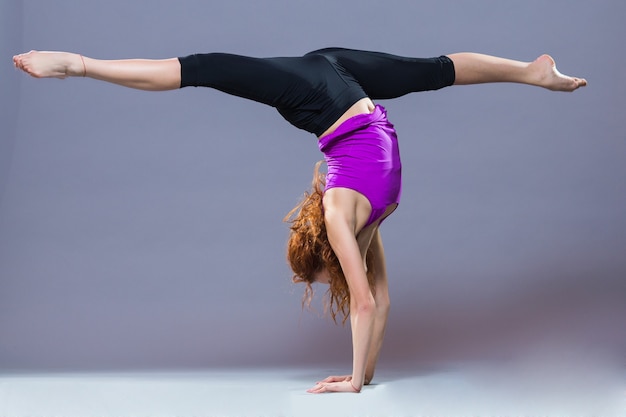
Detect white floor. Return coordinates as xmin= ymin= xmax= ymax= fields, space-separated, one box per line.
xmin=1 ymin=352 xmax=623 ymax=417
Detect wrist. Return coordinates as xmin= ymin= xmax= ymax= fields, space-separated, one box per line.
xmin=349 ymin=380 xmax=361 ymax=393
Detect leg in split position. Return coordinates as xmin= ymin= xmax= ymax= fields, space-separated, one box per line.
xmin=13 ymin=50 xmax=586 ymax=92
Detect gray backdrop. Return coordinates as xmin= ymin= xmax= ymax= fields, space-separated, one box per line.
xmin=1 ymin=0 xmax=624 ymax=371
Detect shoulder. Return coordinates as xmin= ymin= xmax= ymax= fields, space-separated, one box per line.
xmin=323 ymin=187 xmax=371 ymax=234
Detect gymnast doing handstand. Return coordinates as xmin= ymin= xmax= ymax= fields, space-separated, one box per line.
xmin=13 ymin=47 xmax=586 ymax=393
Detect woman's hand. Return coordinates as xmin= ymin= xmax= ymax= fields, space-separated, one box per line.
xmin=319 ymin=374 xmax=352 ymax=384
xmin=307 ymin=376 xmax=360 ymax=394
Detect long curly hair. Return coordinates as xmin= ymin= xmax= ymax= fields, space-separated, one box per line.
xmin=284 ymin=161 xmax=375 ymax=324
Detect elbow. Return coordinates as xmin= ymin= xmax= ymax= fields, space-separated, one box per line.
xmin=377 ymin=295 xmax=391 ymax=315
xmin=373 ymin=285 xmax=390 ymax=316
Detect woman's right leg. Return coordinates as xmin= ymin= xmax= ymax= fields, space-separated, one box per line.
xmin=448 ymin=52 xmax=587 ymax=92
xmin=13 ymin=51 xmax=181 ymax=91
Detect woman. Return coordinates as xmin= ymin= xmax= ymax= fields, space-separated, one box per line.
xmin=13 ymin=48 xmax=586 ymax=393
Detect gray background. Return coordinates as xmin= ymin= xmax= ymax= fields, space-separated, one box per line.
xmin=1 ymin=0 xmax=624 ymax=371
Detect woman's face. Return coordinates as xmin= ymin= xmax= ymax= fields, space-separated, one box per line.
xmin=313 ymin=268 xmax=331 ymax=285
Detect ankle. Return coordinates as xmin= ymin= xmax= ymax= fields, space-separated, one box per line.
xmin=65 ymin=52 xmax=87 ymax=77
xmin=78 ymin=54 xmax=86 ymax=77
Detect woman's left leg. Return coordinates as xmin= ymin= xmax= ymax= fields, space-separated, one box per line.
xmin=13 ymin=51 xmax=181 ymax=91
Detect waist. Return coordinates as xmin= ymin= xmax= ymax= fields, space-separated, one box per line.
xmin=318 ymin=98 xmax=375 ymax=139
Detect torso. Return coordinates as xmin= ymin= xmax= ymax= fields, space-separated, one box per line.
xmin=319 ymin=98 xmax=375 ymax=139
xmin=319 ymin=102 xmax=401 ymax=241
xmin=320 ymin=100 xmax=400 ymax=263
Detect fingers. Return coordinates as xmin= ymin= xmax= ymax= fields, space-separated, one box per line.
xmin=320 ymin=375 xmax=350 ymax=383
xmin=308 ymin=382 xmax=339 ymax=394
xmin=306 ymin=380 xmax=358 ymax=394
xmin=307 ymin=383 xmax=327 ymax=393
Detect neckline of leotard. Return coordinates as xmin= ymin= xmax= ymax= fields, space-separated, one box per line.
xmin=318 ymin=104 xmax=386 ymax=144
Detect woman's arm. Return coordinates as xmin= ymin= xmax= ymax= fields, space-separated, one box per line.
xmin=307 ymin=190 xmax=375 ymax=394
xmin=364 ymin=229 xmax=390 ymax=384
xmin=318 ymin=229 xmax=390 ymax=387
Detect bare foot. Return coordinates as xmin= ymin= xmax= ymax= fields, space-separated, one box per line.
xmin=530 ymin=54 xmax=587 ymax=92
xmin=13 ymin=50 xmax=85 ymax=79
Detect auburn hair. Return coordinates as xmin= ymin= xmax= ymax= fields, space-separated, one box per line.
xmin=284 ymin=161 xmax=374 ymax=324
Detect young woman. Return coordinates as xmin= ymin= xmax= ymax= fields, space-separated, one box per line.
xmin=13 ymin=48 xmax=586 ymax=393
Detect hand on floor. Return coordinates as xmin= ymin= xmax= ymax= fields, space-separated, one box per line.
xmin=307 ymin=375 xmax=360 ymax=393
